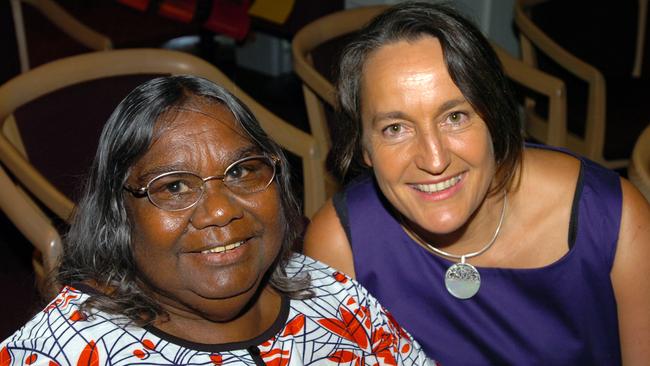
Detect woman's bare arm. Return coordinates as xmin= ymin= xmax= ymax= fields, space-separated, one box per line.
xmin=303 ymin=199 xmax=356 ymax=278
xmin=611 ymin=179 xmax=650 ymax=364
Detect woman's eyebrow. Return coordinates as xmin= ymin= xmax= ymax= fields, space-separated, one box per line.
xmin=370 ymin=98 xmax=469 ymax=126
xmin=371 ymin=111 xmax=409 ymax=126
xmin=228 ymin=145 xmax=263 ymax=160
xmin=136 ymin=145 xmax=263 ymax=182
xmin=135 ymin=163 xmax=192 ymax=184
xmin=436 ymin=98 xmax=468 ymax=115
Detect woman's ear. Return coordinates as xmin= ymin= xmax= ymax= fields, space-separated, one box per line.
xmin=362 ymin=145 xmax=373 ymax=167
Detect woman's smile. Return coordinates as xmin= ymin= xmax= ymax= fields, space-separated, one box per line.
xmin=410 ymin=172 xmax=464 ymax=194
xmin=360 ymin=37 xmax=495 ymax=234
xmin=198 ymin=240 xmax=245 ymax=254
xmin=184 ymin=237 xmax=254 ymax=266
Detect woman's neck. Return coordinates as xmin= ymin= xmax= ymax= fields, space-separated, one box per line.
xmin=153 ymin=285 xmax=283 ymax=344
xmin=403 ymin=189 xmax=509 ymax=255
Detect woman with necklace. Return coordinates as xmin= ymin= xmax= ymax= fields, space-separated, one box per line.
xmin=303 ymin=2 xmax=650 ymax=365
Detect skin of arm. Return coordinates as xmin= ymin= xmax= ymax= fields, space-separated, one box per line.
xmin=611 ymin=178 xmax=650 ymax=365
xmin=303 ymin=199 xmax=357 ymax=278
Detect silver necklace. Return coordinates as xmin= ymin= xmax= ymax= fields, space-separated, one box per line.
xmin=402 ymin=191 xmax=507 ymax=300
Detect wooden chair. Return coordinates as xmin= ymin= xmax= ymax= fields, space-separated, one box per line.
xmin=0 ymin=164 xmax=61 ymax=297
xmin=7 ymin=0 xmax=203 ymax=78
xmin=10 ymin=0 xmax=112 ymax=73
xmin=292 ymin=5 xmax=566 ymax=168
xmin=629 ymin=125 xmax=650 ymax=202
xmin=514 ymin=0 xmax=650 ymax=169
xmin=292 ymin=5 xmax=388 ymax=161
xmin=0 ymin=48 xmax=327 ymax=294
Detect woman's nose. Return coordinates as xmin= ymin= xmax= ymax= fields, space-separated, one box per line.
xmin=413 ymin=130 xmax=451 ymax=174
xmin=190 ymin=183 xmax=243 ymax=228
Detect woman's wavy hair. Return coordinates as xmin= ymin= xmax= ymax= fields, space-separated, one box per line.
xmin=57 ymin=75 xmax=309 ymax=325
xmin=334 ymin=1 xmax=523 ymax=192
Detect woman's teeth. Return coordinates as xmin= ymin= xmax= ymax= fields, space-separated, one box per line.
xmin=201 ymin=241 xmax=244 ymax=254
xmin=415 ymin=175 xmax=461 ymax=193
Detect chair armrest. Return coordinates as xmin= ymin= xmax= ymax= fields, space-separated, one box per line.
xmin=0 ymin=164 xmax=61 ymax=273
xmin=0 ymin=134 xmax=74 ymax=221
xmin=514 ymin=0 xmax=606 ymax=159
xmin=514 ymin=0 xmax=601 ymax=83
xmin=492 ymin=43 xmax=567 ymax=146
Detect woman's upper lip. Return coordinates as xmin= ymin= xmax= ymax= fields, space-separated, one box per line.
xmin=409 ymin=172 xmax=464 ymax=185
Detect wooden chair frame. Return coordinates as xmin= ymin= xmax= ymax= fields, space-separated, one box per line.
xmin=10 ymin=0 xmax=113 ymax=73
xmin=292 ymin=5 xmax=387 ymax=158
xmin=0 ymin=49 xmax=327 ymax=284
xmin=0 ymin=164 xmax=61 ymax=294
xmin=514 ymin=0 xmax=632 ymax=169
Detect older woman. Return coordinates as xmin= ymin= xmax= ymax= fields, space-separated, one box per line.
xmin=0 ymin=76 xmax=436 ymax=366
xmin=304 ymin=2 xmax=650 ymax=365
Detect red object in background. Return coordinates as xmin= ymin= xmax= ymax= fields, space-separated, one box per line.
xmin=203 ymin=0 xmax=250 ymax=41
xmin=117 ymin=0 xmax=150 ymax=12
xmin=117 ymin=0 xmax=251 ymax=41
xmin=159 ymin=0 xmax=197 ymax=23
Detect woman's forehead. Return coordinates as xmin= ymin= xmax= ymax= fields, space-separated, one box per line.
xmin=155 ymin=102 xmax=255 ymax=147
xmin=156 ymin=101 xmax=240 ymax=134
xmin=132 ymin=103 xmax=257 ymax=173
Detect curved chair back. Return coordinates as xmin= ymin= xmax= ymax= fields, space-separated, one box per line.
xmin=514 ymin=0 xmax=650 ymax=169
xmin=491 ymin=42 xmax=567 ymax=147
xmin=292 ymin=5 xmax=387 ymax=159
xmin=10 ymin=0 xmax=112 ymax=73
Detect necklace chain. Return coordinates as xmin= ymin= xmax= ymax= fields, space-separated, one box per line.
xmin=402 ymin=191 xmax=507 ymax=262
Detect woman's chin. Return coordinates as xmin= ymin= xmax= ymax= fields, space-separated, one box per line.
xmin=410 ymin=208 xmax=468 ymax=233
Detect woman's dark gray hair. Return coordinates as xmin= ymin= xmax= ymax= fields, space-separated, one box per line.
xmin=335 ymin=1 xmax=523 ymax=192
xmin=57 ymin=75 xmax=309 ymax=325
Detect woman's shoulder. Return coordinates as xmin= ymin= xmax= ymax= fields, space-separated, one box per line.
xmin=286 ymin=254 xmax=350 ymax=282
xmin=523 ymin=146 xmax=581 ymax=182
xmin=287 ymin=253 xmax=394 ymax=316
xmin=522 ymin=145 xmax=622 ymax=201
xmin=0 ymin=286 xmax=138 ymax=366
xmin=286 ymin=254 xmax=367 ymax=297
xmin=517 ymin=147 xmax=582 ymax=210
xmin=4 ymin=285 xmax=94 ymax=336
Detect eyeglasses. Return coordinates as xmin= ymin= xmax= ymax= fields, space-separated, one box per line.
xmin=124 ymin=155 xmax=278 ymax=211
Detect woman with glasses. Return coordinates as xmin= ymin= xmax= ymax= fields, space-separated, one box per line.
xmin=0 ymin=75 xmax=436 ymax=366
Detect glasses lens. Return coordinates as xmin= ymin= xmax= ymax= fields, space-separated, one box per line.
xmin=224 ymin=157 xmax=276 ymax=194
xmin=148 ymin=172 xmax=203 ymax=210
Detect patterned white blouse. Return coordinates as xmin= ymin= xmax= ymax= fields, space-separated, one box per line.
xmin=0 ymin=255 xmax=438 ymax=366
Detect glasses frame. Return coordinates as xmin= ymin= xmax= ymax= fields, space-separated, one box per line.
xmin=124 ymin=155 xmax=279 ymax=211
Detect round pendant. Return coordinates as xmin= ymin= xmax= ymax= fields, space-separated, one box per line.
xmin=445 ymin=262 xmax=481 ymax=299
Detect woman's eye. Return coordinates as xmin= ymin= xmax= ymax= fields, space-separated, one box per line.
xmin=165 ymin=180 xmax=191 ymax=194
xmin=382 ymin=123 xmax=403 ymax=136
xmin=227 ymin=166 xmax=244 ymax=179
xmin=226 ymin=164 xmax=254 ymax=180
xmin=445 ymin=111 xmax=469 ymax=128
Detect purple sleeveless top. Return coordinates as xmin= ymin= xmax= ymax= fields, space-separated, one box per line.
xmin=335 ymin=152 xmax=622 ymax=365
